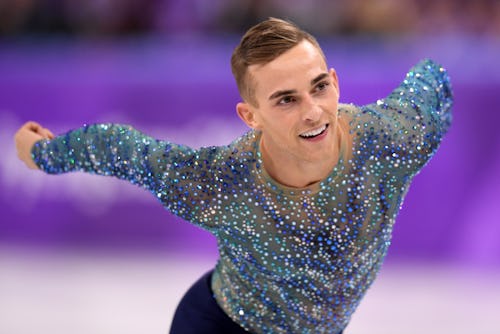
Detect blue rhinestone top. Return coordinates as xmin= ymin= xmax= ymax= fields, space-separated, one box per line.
xmin=32 ymin=59 xmax=452 ymax=334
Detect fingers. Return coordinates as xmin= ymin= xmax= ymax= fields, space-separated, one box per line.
xmin=14 ymin=123 xmax=45 ymax=170
xmin=22 ymin=121 xmax=54 ymax=139
xmin=13 ymin=121 xmax=55 ymax=170
xmin=24 ymin=121 xmax=43 ymax=133
xmin=40 ymin=128 xmax=55 ymax=139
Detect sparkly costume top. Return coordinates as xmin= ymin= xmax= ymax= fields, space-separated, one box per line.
xmin=32 ymin=59 xmax=452 ymax=334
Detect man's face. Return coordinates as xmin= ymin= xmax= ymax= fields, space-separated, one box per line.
xmin=237 ymin=40 xmax=340 ymax=164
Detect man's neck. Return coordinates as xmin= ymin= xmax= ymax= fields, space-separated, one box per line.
xmin=260 ymin=120 xmax=348 ymax=189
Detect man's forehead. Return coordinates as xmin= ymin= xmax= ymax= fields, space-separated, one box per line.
xmin=249 ymin=56 xmax=327 ymax=93
xmin=250 ymin=41 xmax=325 ymax=73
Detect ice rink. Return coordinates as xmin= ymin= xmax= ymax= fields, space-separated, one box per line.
xmin=1 ymin=246 xmax=499 ymax=334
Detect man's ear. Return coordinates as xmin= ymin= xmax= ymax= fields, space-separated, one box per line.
xmin=329 ymin=68 xmax=340 ymax=98
xmin=236 ymin=102 xmax=260 ymax=129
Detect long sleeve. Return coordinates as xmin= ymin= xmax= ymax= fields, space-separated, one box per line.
xmin=353 ymin=59 xmax=453 ymax=175
xmin=31 ymin=123 xmax=220 ymax=231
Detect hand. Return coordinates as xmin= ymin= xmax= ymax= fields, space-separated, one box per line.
xmin=14 ymin=121 xmax=55 ymax=170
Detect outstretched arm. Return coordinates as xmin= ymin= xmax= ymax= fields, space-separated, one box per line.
xmin=357 ymin=59 xmax=453 ymax=174
xmin=22 ymin=123 xmax=198 ymax=187
xmin=14 ymin=122 xmax=221 ymax=230
xmin=14 ymin=121 xmax=55 ymax=170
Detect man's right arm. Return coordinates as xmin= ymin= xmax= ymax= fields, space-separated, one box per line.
xmin=15 ymin=121 xmax=222 ymax=231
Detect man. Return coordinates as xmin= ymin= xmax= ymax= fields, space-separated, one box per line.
xmin=15 ymin=17 xmax=452 ymax=334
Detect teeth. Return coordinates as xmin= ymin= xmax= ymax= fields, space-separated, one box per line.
xmin=300 ymin=125 xmax=327 ymax=138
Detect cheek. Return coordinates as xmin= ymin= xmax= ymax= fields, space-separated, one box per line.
xmin=327 ymin=98 xmax=339 ymax=111
xmin=266 ymin=116 xmax=295 ymax=138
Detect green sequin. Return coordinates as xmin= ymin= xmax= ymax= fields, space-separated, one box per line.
xmin=32 ymin=59 xmax=452 ymax=334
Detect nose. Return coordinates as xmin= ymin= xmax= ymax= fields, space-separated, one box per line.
xmin=301 ymin=96 xmax=322 ymax=122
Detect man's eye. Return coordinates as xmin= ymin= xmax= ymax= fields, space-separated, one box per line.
xmin=316 ymin=82 xmax=329 ymax=91
xmin=278 ymin=96 xmax=295 ymax=105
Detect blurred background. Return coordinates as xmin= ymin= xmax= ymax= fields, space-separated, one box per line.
xmin=1 ymin=0 xmax=499 ymax=333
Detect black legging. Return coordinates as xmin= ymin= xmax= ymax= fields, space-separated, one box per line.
xmin=170 ymin=270 xmax=250 ymax=333
xmin=170 ymin=270 xmax=344 ymax=334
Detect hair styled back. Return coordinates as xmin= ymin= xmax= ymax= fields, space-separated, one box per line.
xmin=231 ymin=17 xmax=325 ymax=107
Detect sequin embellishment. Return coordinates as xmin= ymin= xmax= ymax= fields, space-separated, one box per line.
xmin=32 ymin=59 xmax=452 ymax=334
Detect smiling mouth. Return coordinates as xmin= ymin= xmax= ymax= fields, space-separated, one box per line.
xmin=299 ymin=124 xmax=329 ymax=139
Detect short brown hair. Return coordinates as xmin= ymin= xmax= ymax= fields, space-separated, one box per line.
xmin=231 ymin=17 xmax=325 ymax=107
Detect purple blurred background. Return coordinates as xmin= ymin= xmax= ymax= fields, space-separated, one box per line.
xmin=1 ymin=0 xmax=499 ymax=269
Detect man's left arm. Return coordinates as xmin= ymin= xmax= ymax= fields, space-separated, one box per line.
xmin=362 ymin=59 xmax=453 ymax=173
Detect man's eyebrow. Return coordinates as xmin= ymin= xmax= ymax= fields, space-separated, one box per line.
xmin=269 ymin=89 xmax=297 ymax=101
xmin=268 ymin=73 xmax=330 ymax=101
xmin=311 ymin=72 xmax=329 ymax=86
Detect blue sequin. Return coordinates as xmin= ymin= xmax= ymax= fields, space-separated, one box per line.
xmin=32 ymin=59 xmax=452 ymax=334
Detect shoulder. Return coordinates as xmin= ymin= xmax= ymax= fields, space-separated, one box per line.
xmin=338 ymin=103 xmax=362 ymax=121
xmin=338 ymin=102 xmax=375 ymax=130
xmin=228 ymin=129 xmax=260 ymax=153
xmin=199 ymin=130 xmax=260 ymax=165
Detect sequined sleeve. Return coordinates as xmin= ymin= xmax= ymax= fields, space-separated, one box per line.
xmin=355 ymin=59 xmax=453 ymax=174
xmin=31 ymin=123 xmax=219 ymax=230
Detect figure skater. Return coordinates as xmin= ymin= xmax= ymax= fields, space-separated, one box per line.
xmin=14 ymin=17 xmax=452 ymax=334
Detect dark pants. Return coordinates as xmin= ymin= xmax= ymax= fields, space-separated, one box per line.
xmin=170 ymin=270 xmax=250 ymax=334
xmin=170 ymin=270 xmax=344 ymax=334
